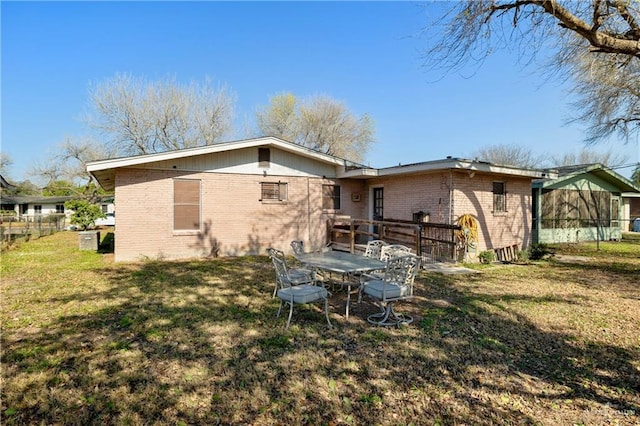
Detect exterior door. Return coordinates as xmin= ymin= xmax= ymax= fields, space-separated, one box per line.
xmin=372 ymin=187 xmax=384 ymax=237
xmin=373 ymin=187 xmax=384 ymax=221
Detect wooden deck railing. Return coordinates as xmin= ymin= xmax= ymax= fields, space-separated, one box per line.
xmin=327 ymin=216 xmax=462 ymax=263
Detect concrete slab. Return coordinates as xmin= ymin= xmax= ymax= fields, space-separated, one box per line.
xmin=422 ymin=263 xmax=479 ymax=275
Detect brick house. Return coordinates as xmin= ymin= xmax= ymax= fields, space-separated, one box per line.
xmin=340 ymin=158 xmax=547 ymax=258
xmin=87 ymin=137 xmax=547 ymax=262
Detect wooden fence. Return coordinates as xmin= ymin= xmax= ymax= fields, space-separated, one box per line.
xmin=327 ymin=217 xmax=462 ymax=263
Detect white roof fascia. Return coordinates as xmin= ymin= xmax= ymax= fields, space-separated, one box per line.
xmin=339 ymin=159 xmax=548 ymax=179
xmin=87 ymin=137 xmax=346 ymax=172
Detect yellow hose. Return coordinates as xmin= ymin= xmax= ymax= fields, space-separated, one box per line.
xmin=456 ymin=214 xmax=478 ymax=245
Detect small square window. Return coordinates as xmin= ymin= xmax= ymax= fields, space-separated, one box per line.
xmin=261 ymin=182 xmax=287 ymax=202
xmin=322 ymin=185 xmax=341 ymax=210
xmin=493 ymin=182 xmax=506 ymax=213
xmin=258 ymin=148 xmax=270 ymax=168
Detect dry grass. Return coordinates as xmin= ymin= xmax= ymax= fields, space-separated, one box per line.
xmin=1 ymin=232 xmax=639 ymax=425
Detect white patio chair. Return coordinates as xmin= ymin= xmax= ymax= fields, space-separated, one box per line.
xmin=267 ymin=248 xmax=314 ymax=298
xmin=360 ymin=243 xmax=413 ymax=285
xmin=379 ymin=244 xmax=412 ymax=262
xmin=270 ymin=252 xmax=332 ymax=329
xmin=363 ymin=240 xmax=388 ymax=259
xmin=362 ymin=254 xmax=420 ymax=326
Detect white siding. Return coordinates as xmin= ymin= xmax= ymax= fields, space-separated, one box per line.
xmin=135 ymin=146 xmax=338 ymax=178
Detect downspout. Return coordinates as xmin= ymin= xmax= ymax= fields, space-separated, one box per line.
xmin=535 ymin=187 xmax=541 ymax=244
xmin=449 ymin=169 xmax=454 ymax=224
xmin=307 ymin=177 xmax=311 ymax=244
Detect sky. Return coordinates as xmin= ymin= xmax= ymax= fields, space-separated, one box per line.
xmin=2 ymin=1 xmax=639 ymax=183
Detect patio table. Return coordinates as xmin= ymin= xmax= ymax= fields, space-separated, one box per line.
xmin=294 ymin=250 xmax=386 ymax=319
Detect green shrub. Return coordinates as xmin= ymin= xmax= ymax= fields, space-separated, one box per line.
xmin=64 ymin=200 xmax=105 ymax=231
xmin=518 ymin=249 xmax=529 ymax=262
xmin=528 ymin=243 xmax=552 ymax=260
xmin=478 ymin=250 xmax=495 ymax=264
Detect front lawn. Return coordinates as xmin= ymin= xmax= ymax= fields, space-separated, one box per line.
xmin=1 ymin=232 xmax=639 ymax=425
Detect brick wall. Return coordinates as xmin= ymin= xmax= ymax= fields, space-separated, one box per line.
xmin=360 ymin=170 xmax=532 ymax=252
xmin=450 ymin=171 xmax=532 ymax=251
xmin=114 ymin=168 xmax=363 ymax=261
xmin=365 ymin=172 xmax=452 ymax=223
xmin=113 ymin=167 xmax=534 ymax=261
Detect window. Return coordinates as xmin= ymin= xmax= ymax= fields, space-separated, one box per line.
xmin=258 ymin=148 xmax=270 ymax=168
xmin=322 ymin=185 xmax=341 ymax=210
xmin=34 ymin=205 xmax=42 ymax=215
xmin=174 ymin=179 xmax=201 ymax=231
xmin=611 ymin=197 xmax=620 ymax=228
xmin=55 ymin=204 xmax=65 ymax=214
xmin=101 ymin=204 xmax=109 ymax=214
xmin=260 ymin=182 xmax=287 ymax=202
xmin=540 ymin=188 xmax=613 ymax=229
xmin=492 ymin=182 xmax=506 ymax=213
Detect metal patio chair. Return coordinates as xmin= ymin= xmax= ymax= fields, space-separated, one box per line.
xmin=290 ymin=240 xmax=305 ymax=255
xmin=267 ymin=248 xmax=314 ymax=298
xmin=361 ymin=243 xmax=412 ymax=284
xmin=269 ymin=251 xmax=332 ymax=329
xmin=379 ymin=244 xmax=412 ymax=262
xmin=363 ymin=240 xmax=388 ymax=259
xmin=362 ymin=254 xmax=420 ymax=326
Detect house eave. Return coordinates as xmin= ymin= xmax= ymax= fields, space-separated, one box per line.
xmin=87 ymin=137 xmax=358 ymax=191
xmin=339 ymin=158 xmax=549 ymax=180
xmin=533 ymin=164 xmax=640 ymax=193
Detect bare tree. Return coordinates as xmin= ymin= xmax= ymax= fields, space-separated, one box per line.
xmin=551 ymin=148 xmax=626 ymax=168
xmin=256 ymin=93 xmax=298 ymax=142
xmin=256 ymin=93 xmax=375 ymax=163
xmin=471 ymin=144 xmax=543 ymax=168
xmin=631 ymin=164 xmax=640 ymax=186
xmin=32 ymin=137 xmax=111 ymax=200
xmin=86 ymin=74 xmax=235 ymax=156
xmin=298 ymin=96 xmax=375 ymax=162
xmin=567 ymin=51 xmax=640 ymax=143
xmin=0 ymin=151 xmax=13 ymax=177
xmin=423 ymin=1 xmax=640 ymax=143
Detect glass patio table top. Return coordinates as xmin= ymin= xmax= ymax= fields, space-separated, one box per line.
xmin=294 ymin=250 xmax=386 ymax=275
xmin=293 ymin=250 xmax=387 ymax=320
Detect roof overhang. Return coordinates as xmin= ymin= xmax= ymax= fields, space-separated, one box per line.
xmin=533 ymin=164 xmax=640 ymax=193
xmin=87 ymin=137 xmax=356 ymax=191
xmin=338 ymin=158 xmax=549 ymax=180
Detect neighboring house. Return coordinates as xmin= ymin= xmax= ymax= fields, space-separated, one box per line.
xmin=87 ymin=137 xmax=548 ymax=262
xmin=622 ymin=192 xmax=640 ymax=231
xmin=0 ymin=195 xmax=115 ymax=223
xmin=532 ymin=164 xmax=640 ymax=244
xmin=0 ymin=195 xmax=74 ymax=219
xmin=0 ymin=174 xmax=16 ymax=192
